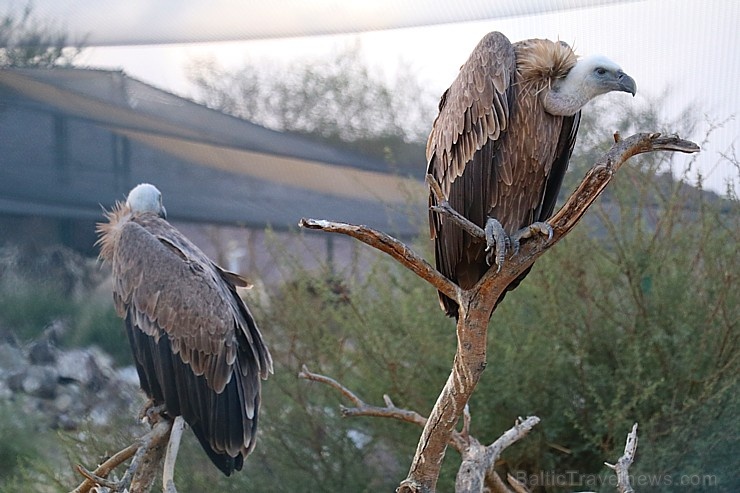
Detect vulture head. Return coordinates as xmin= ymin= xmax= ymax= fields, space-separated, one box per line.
xmin=544 ymin=54 xmax=636 ymax=116
xmin=126 ymin=183 xmax=167 ymax=219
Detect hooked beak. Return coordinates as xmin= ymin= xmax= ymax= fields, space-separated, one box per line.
xmin=616 ymin=70 xmax=637 ymax=96
xmin=160 ymin=206 xmax=167 ymax=220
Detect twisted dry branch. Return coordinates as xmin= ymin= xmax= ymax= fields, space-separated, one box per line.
xmin=299 ymin=132 xmax=697 ymax=493
xmin=71 ymin=417 xmax=175 ymax=493
xmin=605 ymin=423 xmax=639 ymax=493
xmin=299 ymin=365 xmax=468 ymax=453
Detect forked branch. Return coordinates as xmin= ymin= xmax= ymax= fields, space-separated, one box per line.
xmin=71 ymin=417 xmax=176 ymax=493
xmin=605 ymin=423 xmax=639 ymax=493
xmin=299 ymin=132 xmax=696 ymax=493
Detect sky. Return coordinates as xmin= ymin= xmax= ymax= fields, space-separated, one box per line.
xmin=37 ymin=0 xmax=740 ymax=194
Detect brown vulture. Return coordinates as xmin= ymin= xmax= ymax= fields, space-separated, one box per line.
xmin=427 ymin=32 xmax=636 ymax=318
xmin=97 ymin=183 xmax=273 ymax=475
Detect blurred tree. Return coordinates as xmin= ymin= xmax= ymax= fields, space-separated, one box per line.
xmin=0 ymin=2 xmax=84 ymax=68
xmin=188 ymin=43 xmax=436 ymax=174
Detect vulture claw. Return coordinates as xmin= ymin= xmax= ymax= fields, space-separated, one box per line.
xmin=511 ymin=221 xmax=553 ymax=252
xmin=484 ymin=217 xmax=510 ymax=270
xmin=140 ymin=400 xmax=167 ymax=424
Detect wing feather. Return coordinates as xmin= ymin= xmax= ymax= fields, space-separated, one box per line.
xmin=427 ymin=34 xmax=579 ymax=317
xmin=108 ymin=212 xmax=272 ymax=474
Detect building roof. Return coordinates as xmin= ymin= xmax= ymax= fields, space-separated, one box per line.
xmin=0 ymin=67 xmax=425 ymax=236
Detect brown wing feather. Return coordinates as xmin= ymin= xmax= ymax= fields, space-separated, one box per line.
xmin=101 ymin=210 xmax=272 ymax=475
xmin=113 ymin=215 xmax=271 ymax=385
xmin=426 ymin=32 xmax=516 ymax=300
xmin=427 ymin=34 xmax=579 ymax=318
xmin=426 ymin=31 xmax=515 ymax=197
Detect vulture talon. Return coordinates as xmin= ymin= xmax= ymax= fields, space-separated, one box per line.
xmin=138 ymin=398 xmax=162 ymax=422
xmin=511 ymin=222 xmax=553 ymax=253
xmin=484 ymin=217 xmax=510 ymax=270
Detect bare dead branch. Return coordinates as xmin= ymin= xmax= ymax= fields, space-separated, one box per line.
xmin=505 ymin=473 xmax=532 ymax=493
xmin=71 ymin=442 xmax=139 ymax=493
xmin=74 ymin=465 xmax=121 ymax=490
xmin=298 ymin=365 xmax=468 ymax=453
xmin=605 ymin=423 xmax=639 ymax=493
xmin=456 ymin=417 xmax=540 ymax=493
xmin=298 ymin=133 xmax=697 ymax=493
xmin=71 ymin=418 xmax=173 ymax=493
xmin=486 ymin=471 xmax=532 ymax=493
xmin=298 ymin=218 xmax=460 ymax=302
xmin=162 ymin=416 xmax=185 ymax=493
xmin=400 ymin=134 xmax=698 ymax=493
xmin=488 ymin=471 xmax=515 ymax=493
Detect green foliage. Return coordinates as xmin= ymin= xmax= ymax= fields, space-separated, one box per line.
xmin=11 ymin=176 xmax=732 ymax=490
xmin=0 ymin=400 xmax=72 ymax=492
xmin=0 ymin=401 xmax=41 ymax=480
xmin=157 ymin=241 xmax=454 ymax=491
xmin=0 ymin=280 xmax=77 ymax=340
xmin=469 ymin=157 xmax=739 ymax=490
xmin=161 ymin=164 xmax=736 ymax=492
xmin=63 ymin=292 xmax=132 ymax=366
xmin=0 ymin=277 xmax=131 ymax=366
xmin=48 ymin=162 xmax=735 ymax=491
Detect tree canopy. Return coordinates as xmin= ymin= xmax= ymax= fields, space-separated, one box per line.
xmin=188 ymin=43 xmax=436 ymax=174
xmin=0 ymin=3 xmax=83 ymax=68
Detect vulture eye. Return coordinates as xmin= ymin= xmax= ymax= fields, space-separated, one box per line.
xmin=595 ymin=67 xmax=607 ymax=76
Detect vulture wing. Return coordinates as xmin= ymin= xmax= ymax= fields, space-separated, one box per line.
xmin=111 ymin=213 xmax=272 ymax=475
xmin=426 ymin=33 xmax=579 ymax=317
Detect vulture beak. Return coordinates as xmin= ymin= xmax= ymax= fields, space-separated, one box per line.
xmin=160 ymin=206 xmax=167 ymax=220
xmin=616 ymin=71 xmax=637 ymax=96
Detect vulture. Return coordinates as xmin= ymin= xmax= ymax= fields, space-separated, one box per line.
xmin=427 ymin=32 xmax=636 ymax=318
xmin=97 ymin=183 xmax=273 ymax=475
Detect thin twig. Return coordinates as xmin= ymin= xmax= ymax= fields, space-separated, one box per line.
xmin=488 ymin=471 xmax=515 ymax=493
xmin=74 ymin=465 xmax=121 ymax=490
xmin=71 ymin=443 xmax=139 ymax=493
xmin=299 ymin=365 xmax=468 ymax=453
xmin=71 ymin=418 xmax=173 ymax=493
xmin=505 ymin=473 xmax=531 ymax=493
xmin=461 ymin=404 xmax=471 ymax=440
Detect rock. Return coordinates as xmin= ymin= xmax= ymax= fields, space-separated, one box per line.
xmin=54 ymin=413 xmax=79 ymax=431
xmin=1 ymin=325 xmax=145 ymax=432
xmin=117 ymin=366 xmax=141 ymax=386
xmin=6 ymin=370 xmax=24 ymax=392
xmin=20 ymin=365 xmax=58 ymax=399
xmin=56 ymin=349 xmax=95 ymax=386
xmin=28 ymin=339 xmax=58 ymax=365
xmin=56 ymin=347 xmax=114 ymax=392
xmin=0 ymin=342 xmax=25 ymax=374
xmin=53 ymin=389 xmax=75 ymax=412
